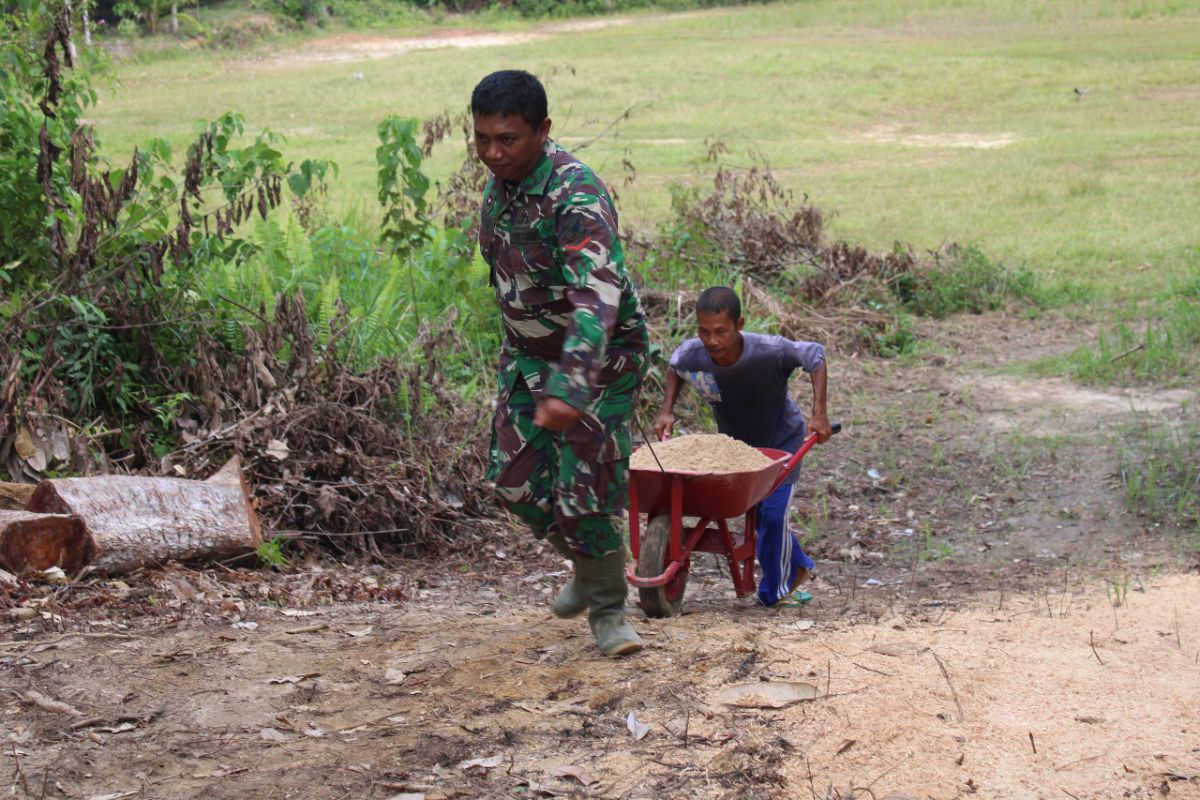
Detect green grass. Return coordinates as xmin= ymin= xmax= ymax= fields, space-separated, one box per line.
xmin=1117 ymin=421 xmax=1200 ymax=527
xmin=88 ymin=0 xmax=1200 ymax=300
xmin=1028 ymin=260 xmax=1200 ymax=384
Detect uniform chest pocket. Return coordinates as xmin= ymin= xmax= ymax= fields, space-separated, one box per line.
xmin=505 ymin=225 xmax=564 ymax=288
xmin=479 ymin=213 xmax=498 ymax=265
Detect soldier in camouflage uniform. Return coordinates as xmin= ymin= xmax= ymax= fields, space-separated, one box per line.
xmin=472 ymin=70 xmax=649 ymax=657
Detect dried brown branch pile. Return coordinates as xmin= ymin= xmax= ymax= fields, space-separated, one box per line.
xmin=633 ymin=158 xmax=949 ymax=354
xmin=672 ymin=164 xmax=825 ymax=280
xmin=170 ymin=295 xmax=499 ymax=558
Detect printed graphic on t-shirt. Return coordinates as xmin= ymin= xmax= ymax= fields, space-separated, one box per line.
xmin=680 ymin=370 xmax=721 ymax=403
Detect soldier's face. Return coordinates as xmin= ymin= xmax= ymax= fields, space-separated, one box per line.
xmin=473 ymin=113 xmax=552 ymax=183
xmin=696 ymin=310 xmax=745 ymax=367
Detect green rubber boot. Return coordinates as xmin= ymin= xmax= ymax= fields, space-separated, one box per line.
xmin=544 ymin=532 xmax=586 ymax=619
xmin=576 ymin=549 xmax=643 ymax=657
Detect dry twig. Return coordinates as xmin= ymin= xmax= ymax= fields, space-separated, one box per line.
xmin=1089 ymin=630 xmax=1104 ymax=665
xmin=931 ymin=650 xmax=964 ymax=722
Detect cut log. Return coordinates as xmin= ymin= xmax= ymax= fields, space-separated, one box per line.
xmin=27 ymin=457 xmax=262 ymax=575
xmin=0 ymin=482 xmax=37 ymax=511
xmin=0 ymin=510 xmax=92 ymax=574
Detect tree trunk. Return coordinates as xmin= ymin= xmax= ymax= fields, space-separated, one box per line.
xmin=82 ymin=2 xmax=92 ymax=47
xmin=171 ymin=1 xmax=178 ymax=33
xmin=0 ymin=510 xmax=92 ymax=575
xmin=27 ymin=457 xmax=262 ymax=575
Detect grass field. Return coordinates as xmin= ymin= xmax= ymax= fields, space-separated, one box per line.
xmin=90 ymin=0 xmax=1200 ymax=296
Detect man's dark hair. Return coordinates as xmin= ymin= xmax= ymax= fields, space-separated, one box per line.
xmin=696 ymin=286 xmax=741 ymax=321
xmin=471 ymin=70 xmax=548 ymax=130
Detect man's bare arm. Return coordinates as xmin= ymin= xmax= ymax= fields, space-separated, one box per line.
xmin=808 ymin=361 xmax=832 ymax=442
xmin=653 ymin=367 xmax=685 ymax=440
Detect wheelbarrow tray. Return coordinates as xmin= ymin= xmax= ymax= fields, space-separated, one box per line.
xmin=629 ymin=446 xmax=790 ymax=520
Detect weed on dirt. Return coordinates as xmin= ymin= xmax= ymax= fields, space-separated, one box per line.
xmin=1117 ymin=421 xmax=1200 ymax=529
xmin=1031 ymin=263 xmax=1200 ymax=386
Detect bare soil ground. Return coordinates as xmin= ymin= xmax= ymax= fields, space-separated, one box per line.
xmin=250 ymin=16 xmax=655 ymax=66
xmin=4 ymin=312 xmax=1199 ymax=800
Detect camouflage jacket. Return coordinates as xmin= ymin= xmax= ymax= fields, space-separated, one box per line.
xmin=479 ymin=138 xmax=648 ymax=411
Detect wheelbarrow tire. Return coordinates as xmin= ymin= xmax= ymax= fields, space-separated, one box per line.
xmin=636 ymin=514 xmax=688 ymax=618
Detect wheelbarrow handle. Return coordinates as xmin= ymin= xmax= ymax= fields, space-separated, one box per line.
xmin=767 ymin=421 xmax=841 ymax=495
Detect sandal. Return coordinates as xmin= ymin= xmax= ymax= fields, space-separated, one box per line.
xmin=772 ymin=589 xmax=813 ymax=609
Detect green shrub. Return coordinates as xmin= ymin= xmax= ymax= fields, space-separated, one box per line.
xmin=892 ymin=244 xmax=1040 ymax=319
xmin=1 ymin=4 xmax=337 ymax=470
xmin=191 ymin=114 xmax=498 ymax=394
xmin=209 ymin=13 xmax=283 ymax=47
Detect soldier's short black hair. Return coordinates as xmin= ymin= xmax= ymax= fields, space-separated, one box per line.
xmin=471 ymin=70 xmax=548 ymax=130
xmin=696 ymin=286 xmax=742 ymax=322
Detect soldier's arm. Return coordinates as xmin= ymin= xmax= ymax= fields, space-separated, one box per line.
xmin=542 ymin=183 xmax=623 ymax=411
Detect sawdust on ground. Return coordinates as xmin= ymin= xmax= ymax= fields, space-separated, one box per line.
xmin=4 ymin=568 xmax=1198 ymax=799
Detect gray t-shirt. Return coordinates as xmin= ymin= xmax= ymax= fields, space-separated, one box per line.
xmin=669 ymin=333 xmax=825 ymax=482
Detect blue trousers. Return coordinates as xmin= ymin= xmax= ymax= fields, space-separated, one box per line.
xmin=754 ymin=480 xmax=814 ymax=606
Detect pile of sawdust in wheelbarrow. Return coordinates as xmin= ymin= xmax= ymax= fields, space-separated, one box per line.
xmin=631 ymin=434 xmax=773 ymax=473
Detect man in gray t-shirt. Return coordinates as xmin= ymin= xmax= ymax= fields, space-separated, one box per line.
xmin=653 ymin=286 xmax=831 ymax=608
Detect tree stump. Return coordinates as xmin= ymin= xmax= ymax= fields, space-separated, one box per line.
xmin=0 ymin=510 xmax=92 ymax=574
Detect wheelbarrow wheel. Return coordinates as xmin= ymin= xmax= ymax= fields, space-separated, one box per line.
xmin=636 ymin=514 xmax=689 ymax=618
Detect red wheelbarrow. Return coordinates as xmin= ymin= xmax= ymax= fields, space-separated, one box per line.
xmin=626 ymin=423 xmax=840 ymax=617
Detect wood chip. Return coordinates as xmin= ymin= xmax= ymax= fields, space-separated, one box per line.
xmin=22 ymin=690 xmax=82 ymax=716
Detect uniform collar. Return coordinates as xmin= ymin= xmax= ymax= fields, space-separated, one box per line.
xmin=489 ymin=139 xmax=559 ymax=217
xmin=510 ymin=138 xmax=558 ymax=197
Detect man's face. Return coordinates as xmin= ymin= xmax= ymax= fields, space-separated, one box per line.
xmin=696 ymin=310 xmax=744 ymax=366
xmin=473 ymin=113 xmax=551 ymax=183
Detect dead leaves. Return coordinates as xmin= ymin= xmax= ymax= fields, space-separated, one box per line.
xmin=258 ymin=726 xmax=287 ymax=744
xmin=264 ymin=438 xmax=289 ymax=461
xmin=626 ymin=711 xmax=651 ymax=741
xmin=458 ymin=755 xmax=504 ymax=773
xmin=9 ymin=416 xmax=74 ymax=480
xmin=548 ymin=764 xmax=597 ymax=786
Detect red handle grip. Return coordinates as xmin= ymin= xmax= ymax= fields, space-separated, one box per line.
xmin=767 ymin=421 xmax=841 ymax=494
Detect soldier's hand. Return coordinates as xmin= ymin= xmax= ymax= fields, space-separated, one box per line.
xmin=810 ymin=411 xmax=833 ymax=443
xmin=533 ymin=397 xmax=583 ymax=431
xmin=653 ymin=409 xmax=674 ymax=441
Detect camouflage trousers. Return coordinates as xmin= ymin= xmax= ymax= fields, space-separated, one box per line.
xmin=486 ymin=371 xmax=640 ymax=559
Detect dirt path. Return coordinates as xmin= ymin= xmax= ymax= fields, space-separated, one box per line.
xmin=4 ymin=312 xmax=1198 ymax=799
xmin=252 ymin=15 xmax=685 ymax=66
xmin=4 ymin=571 xmax=1198 ymax=799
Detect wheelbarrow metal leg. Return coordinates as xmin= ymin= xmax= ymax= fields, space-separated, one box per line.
xmin=731 ymin=508 xmax=759 ymax=598
xmin=669 ymin=477 xmax=684 ymax=563
xmin=628 ymin=478 xmax=642 ymax=560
